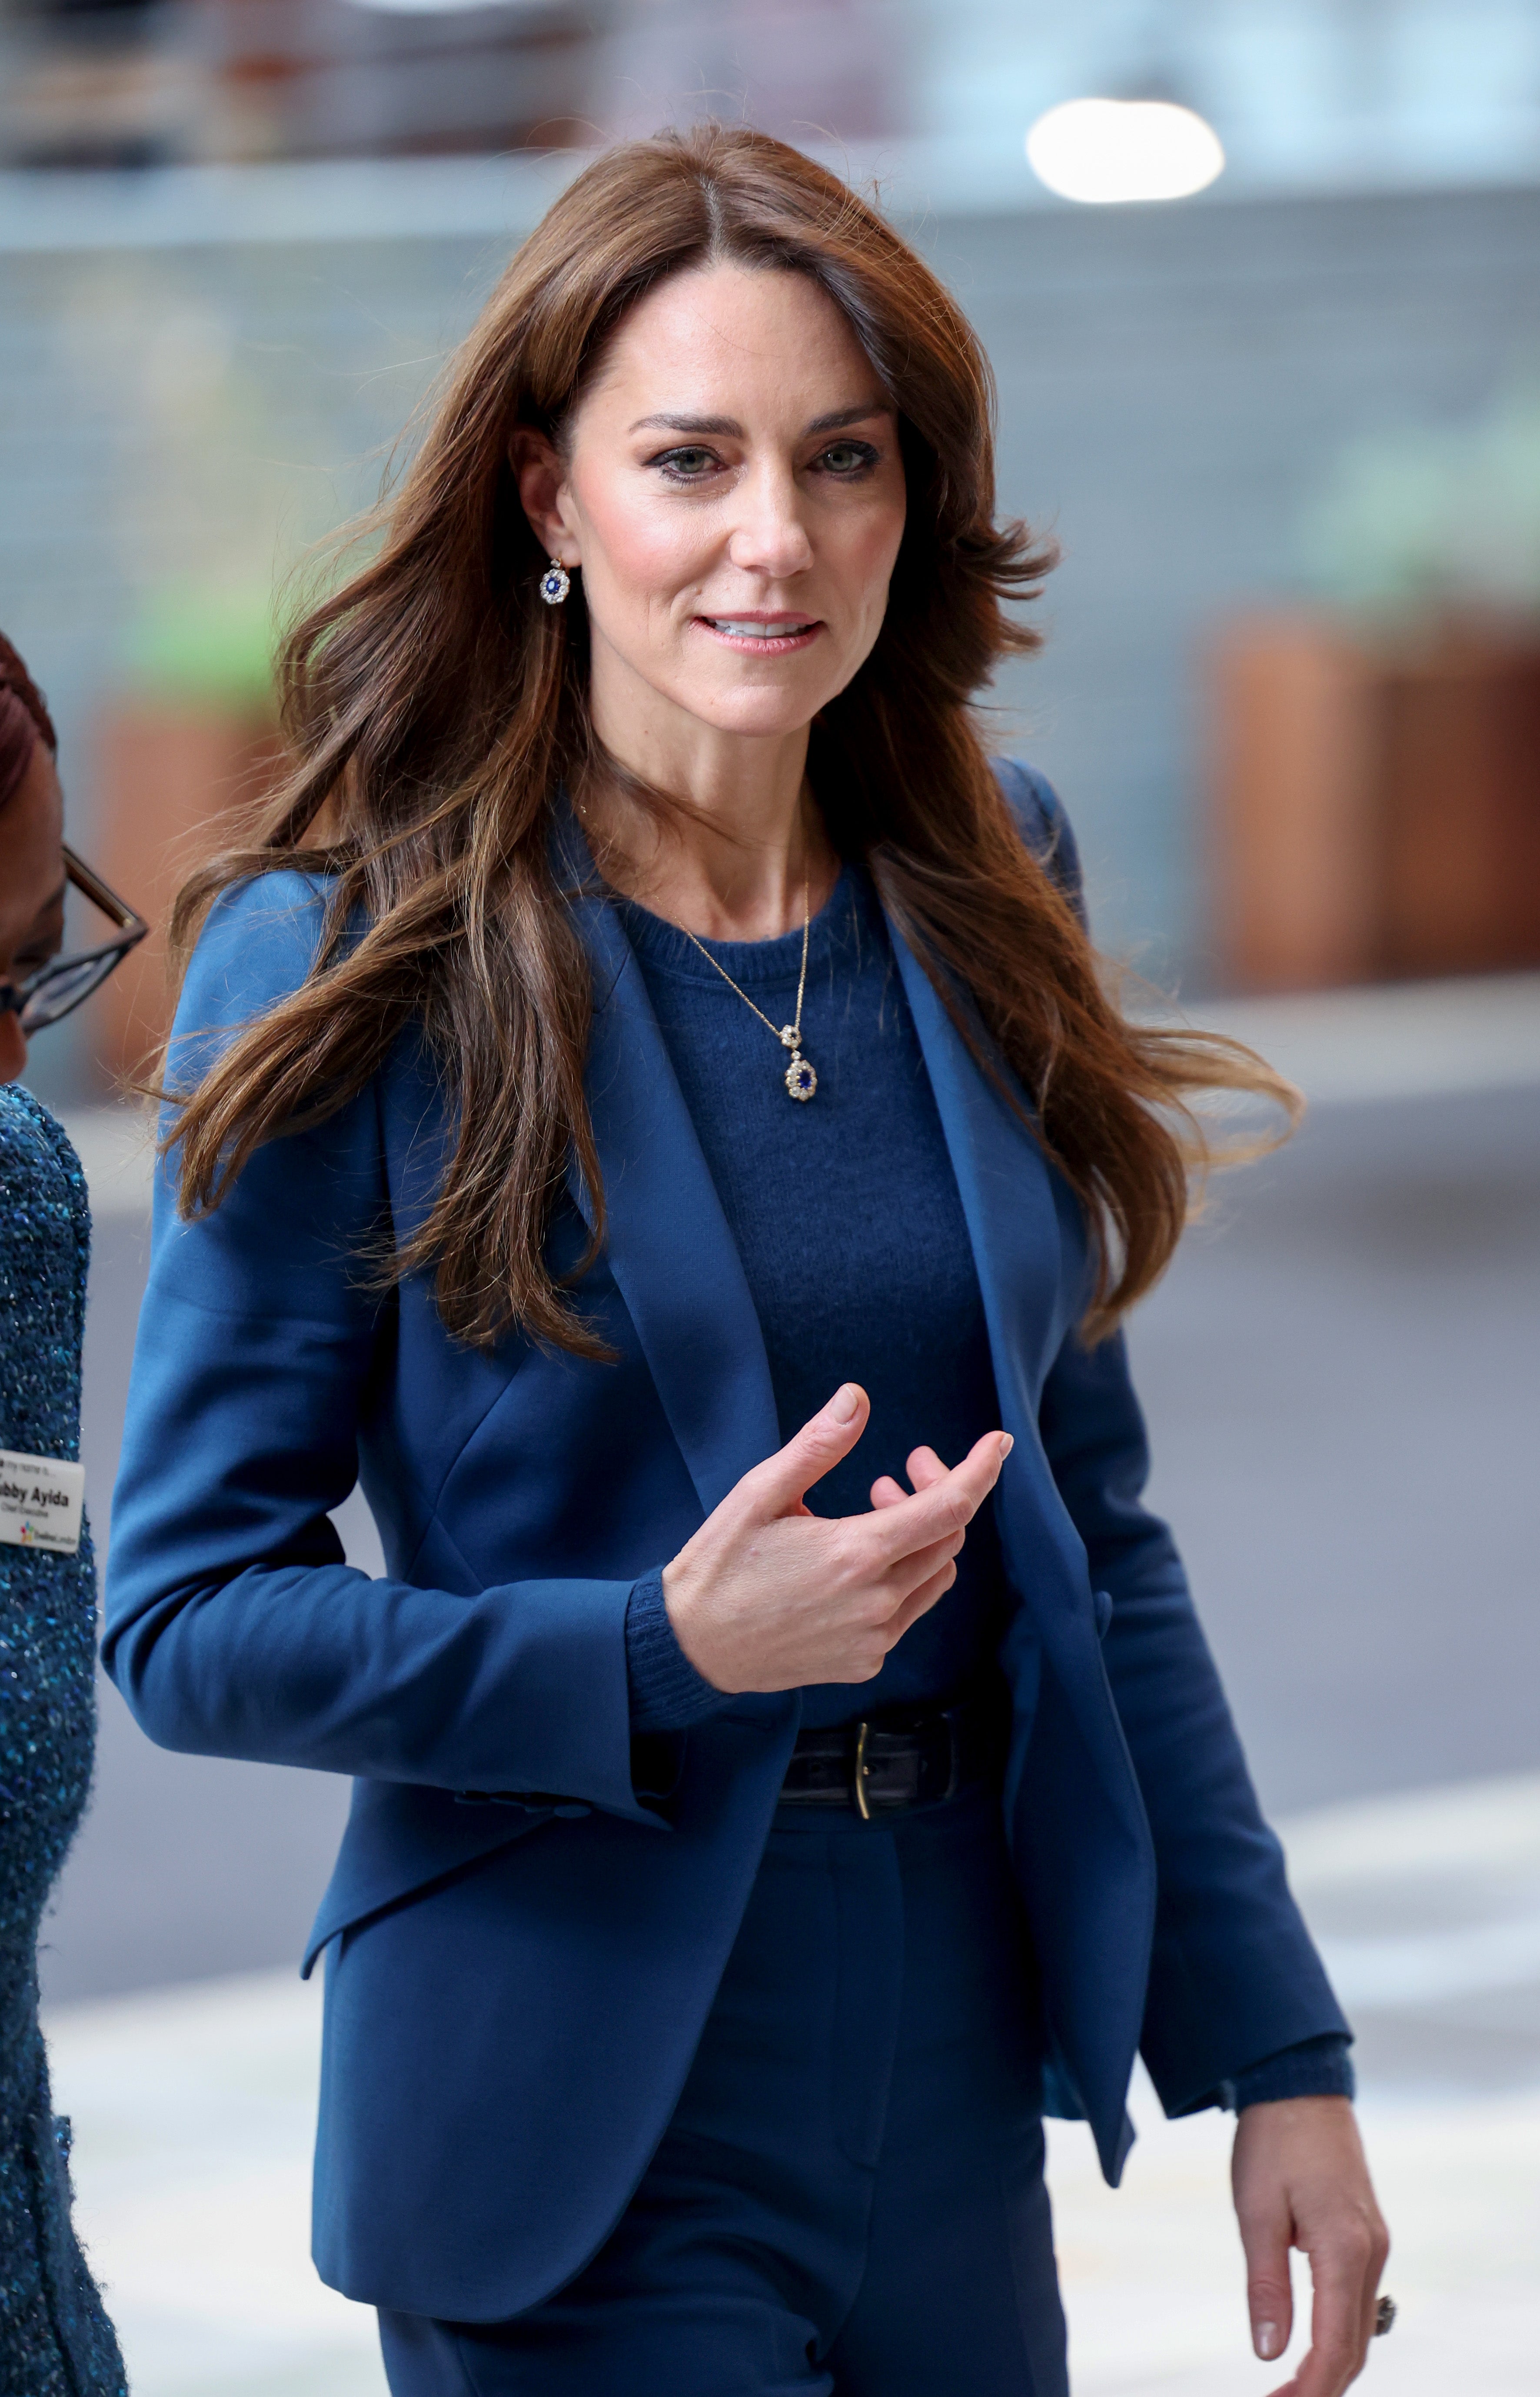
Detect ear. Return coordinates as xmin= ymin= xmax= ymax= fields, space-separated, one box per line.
xmin=511 ymin=427 xmax=579 ymax=568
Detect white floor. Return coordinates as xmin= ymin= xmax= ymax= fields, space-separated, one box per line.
xmin=1050 ymin=2083 xmax=1540 ymax=2395
xmin=45 ymin=1971 xmax=383 ymax=2397
xmin=43 ymin=1771 xmax=1540 ymax=2397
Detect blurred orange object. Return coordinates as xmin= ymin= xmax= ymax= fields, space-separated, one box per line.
xmin=1206 ymin=612 xmax=1540 ymax=990
xmin=87 ymin=701 xmax=285 ymax=1090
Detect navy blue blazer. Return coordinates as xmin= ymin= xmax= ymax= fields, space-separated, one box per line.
xmin=104 ymin=768 xmax=1345 ymax=2321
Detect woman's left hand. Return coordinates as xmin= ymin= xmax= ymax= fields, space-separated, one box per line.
xmin=1231 ymin=2096 xmax=1390 ymax=2395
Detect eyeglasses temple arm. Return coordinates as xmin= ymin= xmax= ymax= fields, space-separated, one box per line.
xmin=63 ymin=843 xmax=149 ymax=944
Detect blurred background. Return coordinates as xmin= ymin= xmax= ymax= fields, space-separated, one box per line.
xmin=3 ymin=5 xmax=1538 ymax=2392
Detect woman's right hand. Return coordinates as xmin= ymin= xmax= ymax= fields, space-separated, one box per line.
xmin=661 ymin=1383 xmax=1011 ymax=1695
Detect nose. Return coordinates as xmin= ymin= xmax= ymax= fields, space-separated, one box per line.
xmin=725 ymin=461 xmax=814 ymax=582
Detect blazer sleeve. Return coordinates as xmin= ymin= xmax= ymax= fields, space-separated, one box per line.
xmin=1037 ymin=1326 xmax=1348 ymax=2114
xmin=102 ymin=875 xmax=662 ymax=1829
xmin=998 ymin=756 xmax=1350 ymax=2108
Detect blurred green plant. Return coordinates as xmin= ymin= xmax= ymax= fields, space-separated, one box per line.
xmin=1299 ymin=386 xmax=1540 ymax=624
xmin=122 ymin=584 xmax=277 ymax=708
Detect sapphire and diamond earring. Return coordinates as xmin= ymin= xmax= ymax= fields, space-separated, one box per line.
xmin=539 ymin=559 xmax=572 ymax=606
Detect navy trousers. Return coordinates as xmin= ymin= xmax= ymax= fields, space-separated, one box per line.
xmin=377 ymin=1784 xmax=1069 ymax=2396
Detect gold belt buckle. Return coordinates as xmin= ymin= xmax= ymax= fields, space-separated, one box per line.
xmin=853 ymin=1719 xmax=873 ymax=1821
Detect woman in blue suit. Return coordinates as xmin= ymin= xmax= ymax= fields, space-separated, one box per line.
xmin=106 ymin=126 xmax=1389 ymax=2396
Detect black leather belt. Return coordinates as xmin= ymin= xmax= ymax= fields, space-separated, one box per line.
xmin=778 ymin=1685 xmax=1008 ymax=1819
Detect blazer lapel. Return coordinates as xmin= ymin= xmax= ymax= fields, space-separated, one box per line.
xmin=568 ymin=890 xmax=782 ymax=1518
xmin=889 ymin=928 xmax=1090 ymax=1608
xmin=560 ymin=821 xmax=1084 ymax=1595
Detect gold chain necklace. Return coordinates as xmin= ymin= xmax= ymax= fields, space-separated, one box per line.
xmin=675 ymin=878 xmax=818 ymax=1102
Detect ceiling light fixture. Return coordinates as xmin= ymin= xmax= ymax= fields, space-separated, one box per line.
xmin=1026 ymin=97 xmax=1225 ymax=206
xmin=346 ymin=0 xmax=531 ymax=15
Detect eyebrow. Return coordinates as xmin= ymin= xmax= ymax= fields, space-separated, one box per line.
xmin=627 ymin=400 xmax=893 ymax=438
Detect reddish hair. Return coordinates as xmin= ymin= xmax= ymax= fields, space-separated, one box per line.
xmin=0 ymin=631 xmax=56 ymax=814
xmin=163 ymin=124 xmax=1291 ymax=1353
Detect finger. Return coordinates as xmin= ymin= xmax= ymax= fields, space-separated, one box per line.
xmin=1284 ymin=2242 xmax=1376 ymax=2397
xmin=871 ymin=1446 xmax=949 ymax=1512
xmin=881 ymin=1556 xmax=958 ymax=1645
xmin=1234 ymin=2173 xmax=1294 ymax=2368
xmin=878 ymin=1528 xmax=966 ymax=1602
xmin=1360 ymin=2214 xmax=1390 ymax=2361
xmin=866 ymin=1431 xmax=1011 ymax=1566
xmin=1301 ymin=2202 xmax=1388 ymax=2397
xmin=1358 ymin=2254 xmax=1387 ymax=2361
xmin=744 ymin=1384 xmax=870 ymax=1517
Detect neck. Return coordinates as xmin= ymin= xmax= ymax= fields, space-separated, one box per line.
xmin=579 ymin=673 xmax=837 ymax=941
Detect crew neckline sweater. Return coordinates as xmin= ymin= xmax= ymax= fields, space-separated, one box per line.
xmin=621 ymin=860 xmax=1009 ymax=1735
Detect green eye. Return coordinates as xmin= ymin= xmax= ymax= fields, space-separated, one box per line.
xmin=657 ymin=447 xmax=718 ymax=477
xmin=818 ymin=441 xmax=877 ymax=475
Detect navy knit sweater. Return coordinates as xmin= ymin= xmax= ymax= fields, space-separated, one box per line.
xmin=615 ymin=860 xmax=1351 ymax=2115
xmin=624 ymin=862 xmax=1005 ymax=1733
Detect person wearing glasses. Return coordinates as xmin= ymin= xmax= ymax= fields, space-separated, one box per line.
xmin=0 ymin=630 xmax=135 ymax=2397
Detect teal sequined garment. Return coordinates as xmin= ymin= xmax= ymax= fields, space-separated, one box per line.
xmin=0 ymin=1088 xmax=126 ymax=2397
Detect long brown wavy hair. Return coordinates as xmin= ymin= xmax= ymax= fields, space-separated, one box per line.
xmin=163 ymin=122 xmax=1293 ymax=1356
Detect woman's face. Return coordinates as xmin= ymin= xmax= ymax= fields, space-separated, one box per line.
xmin=518 ymin=263 xmax=907 ymax=755
xmin=0 ymin=739 xmax=65 ymax=1081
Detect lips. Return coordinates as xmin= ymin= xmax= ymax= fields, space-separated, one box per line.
xmin=696 ymin=614 xmax=823 ymax=651
xmin=705 ymin=618 xmax=817 ymax=638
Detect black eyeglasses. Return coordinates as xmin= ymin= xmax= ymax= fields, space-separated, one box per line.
xmin=0 ymin=846 xmax=148 ymax=1034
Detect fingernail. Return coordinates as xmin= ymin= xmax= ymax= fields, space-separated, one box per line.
xmin=828 ymin=1384 xmax=860 ymax=1424
xmin=998 ymin=1433 xmax=1013 ymax=1459
xmin=1256 ymin=2323 xmax=1281 ymax=2361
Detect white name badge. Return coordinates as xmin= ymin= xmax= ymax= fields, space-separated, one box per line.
xmin=0 ymin=1450 xmax=86 ymax=1554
